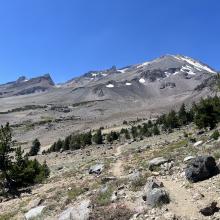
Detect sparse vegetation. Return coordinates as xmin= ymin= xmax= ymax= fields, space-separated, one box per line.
xmin=130 ymin=174 xmax=147 ymax=192
xmin=211 ymin=130 xmax=220 ymax=140
xmin=67 ymin=186 xmax=87 ymax=201
xmin=93 ymin=186 xmax=113 ymax=206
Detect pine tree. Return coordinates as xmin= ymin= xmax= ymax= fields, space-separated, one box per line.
xmin=63 ymin=135 xmax=71 ymax=150
xmin=152 ymin=125 xmax=160 ymax=135
xmin=55 ymin=139 xmax=63 ymax=151
xmin=194 ymin=99 xmax=218 ymax=129
xmin=131 ymin=126 xmax=138 ymax=138
xmin=178 ymin=103 xmax=188 ymax=125
xmin=166 ymin=110 xmax=179 ymax=129
xmin=0 ymin=123 xmax=14 ymax=191
xmin=29 ymin=138 xmax=41 ymax=156
xmin=93 ymin=129 xmax=103 ymax=144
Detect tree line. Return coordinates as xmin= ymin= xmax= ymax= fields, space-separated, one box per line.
xmin=45 ymin=95 xmax=220 ymax=154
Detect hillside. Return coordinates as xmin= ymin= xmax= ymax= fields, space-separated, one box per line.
xmin=0 ymin=55 xmax=218 ymax=148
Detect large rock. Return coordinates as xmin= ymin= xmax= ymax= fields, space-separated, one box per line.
xmin=143 ymin=178 xmax=170 ymax=207
xmin=59 ymin=200 xmax=90 ymax=220
xmin=200 ymin=202 xmax=219 ymax=216
xmin=148 ymin=157 xmax=168 ymax=171
xmin=89 ymin=164 xmax=104 ymax=175
xmin=185 ymin=156 xmax=219 ymax=182
xmin=25 ymin=205 xmax=46 ymax=220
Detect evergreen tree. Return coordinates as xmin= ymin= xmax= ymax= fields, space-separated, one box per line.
xmin=120 ymin=128 xmax=130 ymax=139
xmin=63 ymin=135 xmax=71 ymax=150
xmin=55 ymin=139 xmax=63 ymax=151
xmin=194 ymin=99 xmax=218 ymax=129
xmin=152 ymin=124 xmax=160 ymax=135
xmin=166 ymin=110 xmax=179 ymax=130
xmin=106 ymin=131 xmax=119 ymax=143
xmin=0 ymin=123 xmax=50 ymax=194
xmin=29 ymin=138 xmax=41 ymax=156
xmin=70 ymin=135 xmax=81 ymax=150
xmin=178 ymin=103 xmax=188 ymax=125
xmin=93 ymin=129 xmax=103 ymax=144
xmin=0 ymin=123 xmax=14 ymax=191
xmin=81 ymin=131 xmax=92 ymax=146
xmin=147 ymin=120 xmax=153 ymax=128
xmin=131 ymin=126 xmax=138 ymax=138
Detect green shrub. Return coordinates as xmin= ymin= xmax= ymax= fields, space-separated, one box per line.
xmin=94 ymin=187 xmax=113 ymax=206
xmin=211 ymin=130 xmax=220 ymax=140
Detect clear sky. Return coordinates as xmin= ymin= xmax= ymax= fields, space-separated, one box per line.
xmin=0 ymin=0 xmax=219 ymax=84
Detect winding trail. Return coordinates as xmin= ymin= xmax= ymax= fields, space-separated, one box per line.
xmin=161 ymin=178 xmax=202 ymax=219
xmin=112 ymin=145 xmax=124 ymax=177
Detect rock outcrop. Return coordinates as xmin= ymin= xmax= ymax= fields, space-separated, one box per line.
xmin=185 ymin=156 xmax=219 ymax=182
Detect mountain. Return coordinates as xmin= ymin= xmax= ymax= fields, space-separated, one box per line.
xmin=65 ymin=54 xmax=216 ymax=87
xmin=58 ymin=55 xmax=216 ymax=105
xmin=0 ymin=55 xmax=218 ymax=146
xmin=0 ymin=74 xmax=54 ymax=98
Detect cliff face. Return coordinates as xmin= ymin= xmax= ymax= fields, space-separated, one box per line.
xmin=0 ymin=74 xmax=54 ymax=97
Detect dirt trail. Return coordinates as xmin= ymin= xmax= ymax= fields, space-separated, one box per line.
xmin=161 ymin=178 xmax=202 ymax=219
xmin=112 ymin=145 xmax=124 ymax=177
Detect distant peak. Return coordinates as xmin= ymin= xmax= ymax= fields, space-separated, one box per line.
xmin=16 ymin=76 xmax=27 ymax=83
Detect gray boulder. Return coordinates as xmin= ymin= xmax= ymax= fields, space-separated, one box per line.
xmin=58 ymin=200 xmax=90 ymax=220
xmin=89 ymin=164 xmax=104 ymax=175
xmin=25 ymin=205 xmax=46 ymax=220
xmin=143 ymin=178 xmax=170 ymax=207
xmin=185 ymin=156 xmax=219 ymax=182
xmin=148 ymin=157 xmax=168 ymax=171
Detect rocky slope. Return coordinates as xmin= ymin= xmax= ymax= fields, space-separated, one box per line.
xmin=0 ymin=55 xmax=218 ymax=147
xmin=1 ymin=55 xmax=220 ymax=220
xmin=2 ymin=122 xmax=220 ymax=219
xmin=0 ymin=74 xmax=54 ymax=98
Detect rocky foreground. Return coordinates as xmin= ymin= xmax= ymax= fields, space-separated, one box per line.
xmin=1 ymin=124 xmax=220 ymax=220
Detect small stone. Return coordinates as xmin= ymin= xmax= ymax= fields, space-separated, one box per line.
xmin=193 ymin=141 xmax=203 ymax=147
xmin=184 ymin=156 xmax=195 ymax=162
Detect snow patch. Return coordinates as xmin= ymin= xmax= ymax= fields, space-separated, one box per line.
xmin=106 ymin=84 xmax=114 ymax=88
xmin=165 ymin=72 xmax=171 ymax=77
xmin=176 ymin=55 xmax=216 ymax=73
xmin=139 ymin=78 xmax=145 ymax=83
xmin=181 ymin=66 xmax=196 ymax=75
xmin=92 ymin=73 xmax=98 ymax=77
xmin=137 ymin=62 xmax=149 ymax=68
xmin=173 ymin=71 xmax=180 ymax=75
xmin=118 ymin=68 xmax=128 ymax=73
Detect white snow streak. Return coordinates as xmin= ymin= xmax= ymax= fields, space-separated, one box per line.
xmin=106 ymin=84 xmax=114 ymax=88
xmin=139 ymin=78 xmax=145 ymax=83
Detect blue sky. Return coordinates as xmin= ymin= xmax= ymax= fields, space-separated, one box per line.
xmin=0 ymin=0 xmax=219 ymax=84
